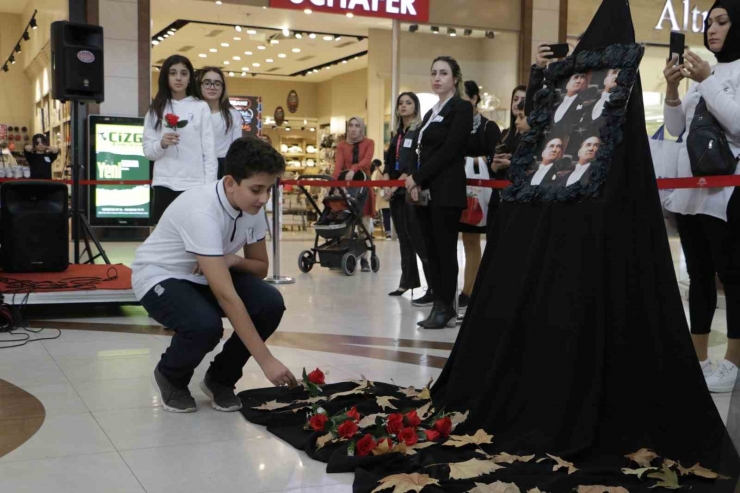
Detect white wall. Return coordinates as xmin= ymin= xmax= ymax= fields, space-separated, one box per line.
xmin=100 ymin=0 xmax=140 ymax=116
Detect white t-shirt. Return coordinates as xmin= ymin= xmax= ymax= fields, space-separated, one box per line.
xmin=131 ymin=179 xmax=268 ymax=299
xmin=211 ymin=108 xmax=244 ymax=159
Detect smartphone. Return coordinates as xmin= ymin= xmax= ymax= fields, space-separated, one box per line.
xmin=545 ymin=43 xmax=570 ymax=59
xmin=669 ymin=32 xmax=685 ymax=65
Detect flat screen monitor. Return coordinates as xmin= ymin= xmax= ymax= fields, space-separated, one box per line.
xmin=88 ymin=115 xmax=152 ymax=227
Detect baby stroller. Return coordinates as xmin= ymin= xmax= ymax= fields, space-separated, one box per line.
xmin=297 ymin=172 xmax=379 ymax=276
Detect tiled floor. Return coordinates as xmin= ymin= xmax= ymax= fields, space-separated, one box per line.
xmin=0 ymin=236 xmax=733 ymax=493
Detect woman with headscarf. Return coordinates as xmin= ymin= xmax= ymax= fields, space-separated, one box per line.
xmin=663 ymin=0 xmax=740 ymax=393
xmin=333 ymin=116 xmax=376 ymax=272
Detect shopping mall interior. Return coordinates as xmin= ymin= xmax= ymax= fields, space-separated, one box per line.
xmin=0 ymin=0 xmax=736 ymax=492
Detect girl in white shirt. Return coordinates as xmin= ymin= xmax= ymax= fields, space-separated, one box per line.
xmin=143 ymin=55 xmax=217 ymax=224
xmin=662 ymin=2 xmax=740 ymax=393
xmin=194 ymin=67 xmax=243 ymax=179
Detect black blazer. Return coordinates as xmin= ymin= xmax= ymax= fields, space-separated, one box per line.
xmin=384 ymin=126 xmax=419 ymax=179
xmin=413 ymin=96 xmax=473 ymax=208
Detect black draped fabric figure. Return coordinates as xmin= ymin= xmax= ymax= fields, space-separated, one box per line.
xmin=238 ymin=1 xmax=739 ymax=491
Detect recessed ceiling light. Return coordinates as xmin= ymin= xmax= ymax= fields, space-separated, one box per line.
xmin=235 ymin=26 xmax=242 ymax=32
xmin=198 ymin=53 xmax=207 ymax=58
xmin=241 ymin=67 xmax=249 ymax=71
xmin=157 ymin=36 xmax=164 ymax=41
xmin=346 ymin=13 xmax=354 ymax=18
xmin=266 ymin=58 xmax=274 ymax=63
xmin=295 ymin=33 xmax=303 ymax=39
xmin=241 ymin=72 xmax=247 ymax=77
xmin=309 ymin=33 xmax=317 ymax=39
xmin=270 ymin=40 xmax=279 ymax=44
xmin=223 ymin=61 xmax=230 ymax=65
xmin=244 ymin=51 xmax=253 ymax=55
xmin=292 ymin=48 xmax=301 ymax=53
xmin=310 ymin=127 xmax=315 ymax=131
xmin=326 ymin=66 xmax=331 ymax=70
xmin=253 ymin=63 xmax=260 ymax=67
xmin=163 ymin=34 xmax=169 ymax=38
xmin=282 ymin=28 xmax=290 ymax=36
xmin=257 ymin=45 xmax=266 ymax=50
xmin=304 ymin=9 xmax=312 ymax=14
xmin=323 ymin=35 xmax=333 ymax=41
xmin=233 ymin=37 xmax=241 ymax=41
xmin=215 ymin=1 xmax=221 ymax=4
xmin=152 ymin=40 xmax=159 ymax=45
xmin=221 ymin=42 xmax=229 ymax=47
xmin=233 ymin=56 xmax=241 ymax=60
xmin=227 ymin=72 xmax=234 ymax=77
xmin=247 ymin=29 xmax=257 ymax=35
xmin=335 ymin=36 xmax=342 ymax=41
xmin=209 ymin=48 xmax=218 ymax=52
xmin=278 ymin=53 xmax=287 ymax=58
xmin=342 ymin=60 xmax=347 ymax=64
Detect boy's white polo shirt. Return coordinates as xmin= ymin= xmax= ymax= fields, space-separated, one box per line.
xmin=131 ymin=178 xmax=268 ymax=300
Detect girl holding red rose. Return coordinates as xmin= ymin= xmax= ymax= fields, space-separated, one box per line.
xmin=143 ymin=55 xmax=217 ymax=224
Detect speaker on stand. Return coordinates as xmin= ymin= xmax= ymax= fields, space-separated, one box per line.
xmin=50 ymin=21 xmax=109 ymax=265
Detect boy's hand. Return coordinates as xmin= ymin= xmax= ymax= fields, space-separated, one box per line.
xmin=260 ymin=356 xmax=298 ymax=387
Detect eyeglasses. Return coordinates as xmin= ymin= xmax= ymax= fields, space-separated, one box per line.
xmin=201 ymin=80 xmax=223 ymax=89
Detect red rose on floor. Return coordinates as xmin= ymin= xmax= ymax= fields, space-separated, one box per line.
xmin=356 ymin=434 xmax=377 ymax=456
xmin=164 ymin=113 xmax=179 ymax=128
xmin=307 ymin=368 xmax=325 ymax=385
xmin=386 ymin=413 xmax=404 ymax=435
xmin=404 ymin=410 xmax=421 ymax=429
xmin=398 ymin=427 xmax=419 ymax=446
xmin=309 ymin=414 xmax=329 ymax=431
xmin=434 ymin=417 xmax=453 ymax=437
xmin=338 ymin=419 xmax=359 ymax=438
xmin=424 ymin=429 xmax=441 ymax=441
xmin=346 ymin=406 xmax=360 ymax=422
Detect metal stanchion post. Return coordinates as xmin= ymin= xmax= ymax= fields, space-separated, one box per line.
xmin=265 ymin=177 xmax=295 ymax=285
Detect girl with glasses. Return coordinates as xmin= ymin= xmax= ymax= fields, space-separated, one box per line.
xmin=194 ymin=67 xmax=244 ymax=179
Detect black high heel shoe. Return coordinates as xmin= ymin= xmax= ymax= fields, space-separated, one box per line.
xmin=388 ymin=288 xmax=412 ymax=297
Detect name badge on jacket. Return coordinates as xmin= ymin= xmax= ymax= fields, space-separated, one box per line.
xmin=403 ymin=139 xmax=413 ymax=148
xmin=44 ymin=156 xmax=51 ymax=163
xmin=432 ymin=116 xmax=444 ymax=123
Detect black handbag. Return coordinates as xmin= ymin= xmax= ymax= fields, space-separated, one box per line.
xmin=687 ymin=97 xmax=739 ymax=176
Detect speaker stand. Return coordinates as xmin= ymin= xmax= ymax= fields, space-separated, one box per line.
xmin=69 ymin=101 xmax=110 ymax=265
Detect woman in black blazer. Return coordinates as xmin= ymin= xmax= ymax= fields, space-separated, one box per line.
xmin=405 ymin=56 xmax=473 ymax=329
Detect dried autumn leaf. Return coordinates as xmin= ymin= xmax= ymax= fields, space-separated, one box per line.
xmin=546 ymin=454 xmax=578 ymax=475
xmin=359 ymin=413 xmax=387 ymax=429
xmin=451 ymin=410 xmax=470 ymax=426
xmin=404 ymin=442 xmax=437 ymax=456
xmin=372 ymin=439 xmax=397 ymax=456
xmin=679 ymin=463 xmax=728 ymax=480
xmin=576 ymin=486 xmax=630 ymax=493
xmin=448 ymin=458 xmax=505 ymax=480
xmin=663 ymin=459 xmax=677 ymax=469
xmin=377 ymin=395 xmax=399 ymax=411
xmin=417 ymin=402 xmax=433 ymax=420
xmin=467 ymin=480 xmax=521 ymax=493
xmin=493 ymin=452 xmax=535 ymax=464
xmin=316 ymin=432 xmax=335 ymax=450
xmin=329 ymin=376 xmax=372 ymax=401
xmin=444 ymin=430 xmax=494 ymax=448
xmin=371 ymin=473 xmax=441 ymax=493
xmin=648 ymin=466 xmax=681 ymax=490
xmin=416 ymin=387 xmax=431 ymax=400
xmin=625 ymin=448 xmax=659 ymax=468
xmin=295 ymin=396 xmax=327 ymax=405
xmin=622 ymin=467 xmax=657 ymax=479
xmin=399 ymin=386 xmax=420 ymax=398
xmin=252 ymin=400 xmax=292 ymax=411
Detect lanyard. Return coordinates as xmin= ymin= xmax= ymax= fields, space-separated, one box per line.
xmin=394 ymin=130 xmax=404 ymax=171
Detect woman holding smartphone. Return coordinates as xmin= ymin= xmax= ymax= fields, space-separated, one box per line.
xmin=143 ymin=55 xmax=217 ymax=223
xmin=405 ymin=56 xmax=473 ymax=329
xmin=194 ymin=67 xmax=243 ymax=179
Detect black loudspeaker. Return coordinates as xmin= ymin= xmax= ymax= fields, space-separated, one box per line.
xmin=1 ymin=182 xmax=69 ymax=273
xmin=51 ymin=21 xmax=104 ymax=103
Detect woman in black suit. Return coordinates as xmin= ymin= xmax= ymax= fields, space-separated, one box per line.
xmin=405 ymin=56 xmax=473 ymax=329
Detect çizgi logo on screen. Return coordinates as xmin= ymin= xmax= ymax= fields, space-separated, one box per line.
xmin=269 ymin=0 xmax=430 ymax=22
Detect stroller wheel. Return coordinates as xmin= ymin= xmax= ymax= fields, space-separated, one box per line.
xmin=370 ymin=254 xmax=380 ymax=273
xmin=298 ymin=250 xmax=315 ymax=273
xmin=341 ymin=253 xmax=357 ymax=276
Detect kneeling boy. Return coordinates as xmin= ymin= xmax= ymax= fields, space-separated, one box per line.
xmin=132 ymin=137 xmax=297 ymax=413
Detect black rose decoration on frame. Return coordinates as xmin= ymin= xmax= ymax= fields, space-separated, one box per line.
xmin=502 ymin=43 xmax=645 ymax=204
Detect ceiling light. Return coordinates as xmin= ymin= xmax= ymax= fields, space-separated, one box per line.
xmin=215 ymin=1 xmax=222 ymax=4
xmin=335 ymin=36 xmax=342 ymax=41
xmin=257 ymin=45 xmax=266 ymax=50
xmin=292 ymin=48 xmax=301 ymax=53
xmin=409 ymin=24 xmax=419 ymax=33
xmin=295 ymin=33 xmax=303 ymax=39
xmin=241 ymin=67 xmax=249 ymax=71
xmin=342 ymin=60 xmax=347 ymax=64
xmin=464 ymin=29 xmax=473 ymax=36
xmin=233 ymin=37 xmax=241 ymax=41
xmin=210 ymin=48 xmax=218 ymax=52
xmin=304 ymin=9 xmax=312 ymax=14
xmin=247 ymin=29 xmax=257 ymax=35
xmin=22 ymin=31 xmax=30 ymax=41
xmin=326 ymin=66 xmax=331 ymax=70
xmin=485 ymin=30 xmax=495 ymax=39
xmin=228 ymin=71 xmax=234 ymax=77
xmin=346 ymin=13 xmax=354 ymax=18
xmin=233 ymin=56 xmax=241 ymax=60
xmin=221 ymin=42 xmax=229 ymax=47
xmin=285 ymin=126 xmax=291 ymax=131
xmin=266 ymin=58 xmax=274 ymax=63
xmin=158 ymin=36 xmax=164 ymax=41
xmin=241 ymin=72 xmax=247 ymax=77
xmin=448 ymin=28 xmax=457 ymax=37
xmin=152 ymin=40 xmax=160 ymax=45
xmin=223 ymin=61 xmax=230 ymax=65
xmin=282 ymin=28 xmax=290 ymax=36
xmin=310 ymin=127 xmax=315 ymax=131
xmin=163 ymin=34 xmax=169 ymax=38
xmin=253 ymin=63 xmax=260 ymax=67
xmin=245 ymin=51 xmax=252 ymax=55
xmin=278 ymin=53 xmax=286 ymax=58
xmin=198 ymin=53 xmax=207 ymax=58
xmin=235 ymin=26 xmax=242 ymax=32
xmin=431 ymin=26 xmax=439 ymax=34
xmin=323 ymin=35 xmax=333 ymax=41
xmin=30 ymin=18 xmax=37 ymax=29
xmin=270 ymin=40 xmax=279 ymax=44
xmin=309 ymin=33 xmax=317 ymax=39
xmin=478 ymin=85 xmax=483 ymax=89
xmin=170 ymin=28 xmax=177 ymax=32
xmin=9 ymin=55 xmax=15 ymax=64
xmin=2 ymin=64 xmax=7 ymax=72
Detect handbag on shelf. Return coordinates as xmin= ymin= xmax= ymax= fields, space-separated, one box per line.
xmin=687 ymin=97 xmax=739 ymax=177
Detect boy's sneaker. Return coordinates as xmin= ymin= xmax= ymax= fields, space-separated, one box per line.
xmin=412 ymin=290 xmax=434 ymax=307
xmin=199 ymin=371 xmax=243 ymax=412
xmin=458 ymin=292 xmax=471 ymax=309
xmin=154 ymin=366 xmax=197 ymax=413
xmin=700 ymin=359 xmax=713 ymax=378
xmin=706 ymin=359 xmax=738 ymax=393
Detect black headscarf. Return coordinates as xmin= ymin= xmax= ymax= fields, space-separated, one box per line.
xmin=704 ymin=0 xmax=740 ymax=63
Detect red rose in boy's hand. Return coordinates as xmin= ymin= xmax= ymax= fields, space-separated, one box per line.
xmin=434 ymin=417 xmax=453 ymax=437
xmin=404 ymin=410 xmax=421 ymax=429
xmin=309 ymin=414 xmax=329 ymax=431
xmin=346 ymin=406 xmax=360 ymax=422
xmin=164 ymin=113 xmax=180 ymax=128
xmin=338 ymin=419 xmax=359 ymax=438
xmin=386 ymin=413 xmax=404 ymax=435
xmin=424 ymin=429 xmax=441 ymax=442
xmin=356 ymin=434 xmax=377 ymax=456
xmin=398 ymin=427 xmax=419 ymax=446
xmin=307 ymin=368 xmax=325 ymax=385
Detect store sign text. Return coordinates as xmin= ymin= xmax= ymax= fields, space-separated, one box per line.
xmin=269 ymin=0 xmax=430 ymax=22
xmin=655 ymin=0 xmax=709 ymax=33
